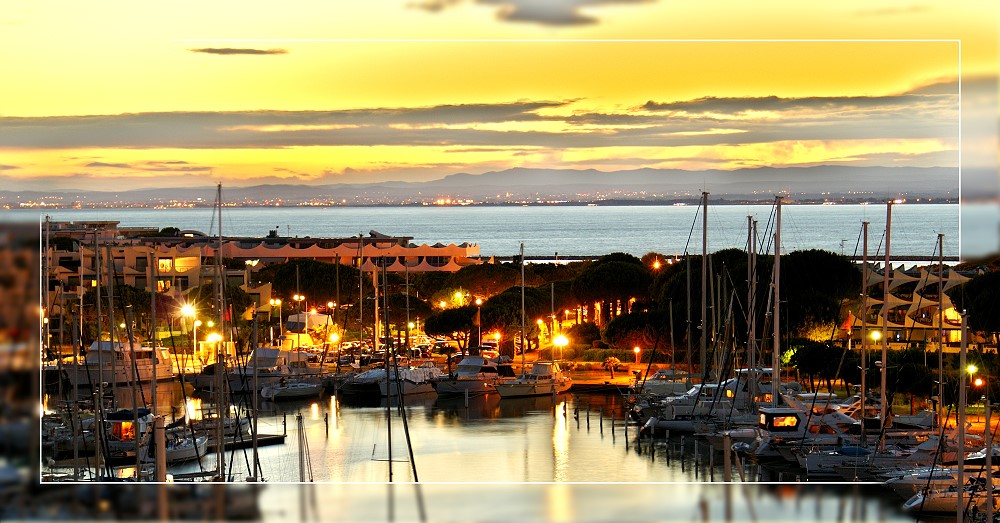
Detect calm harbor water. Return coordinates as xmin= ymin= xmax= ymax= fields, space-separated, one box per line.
xmin=9 ymin=203 xmax=963 ymax=259
xmin=41 ymin=383 xmax=923 ymax=522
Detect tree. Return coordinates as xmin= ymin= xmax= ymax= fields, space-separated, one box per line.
xmin=256 ymin=258 xmax=368 ymax=307
xmin=477 ymin=285 xmax=548 ymax=357
xmin=781 ymin=249 xmax=860 ymax=338
xmin=603 ymin=356 xmax=622 ymax=378
xmin=603 ymin=310 xmax=673 ymax=359
xmin=572 ymin=261 xmax=652 ymax=324
xmin=423 ymin=306 xmax=477 ymax=351
xmin=445 ymin=263 xmax=520 ymax=299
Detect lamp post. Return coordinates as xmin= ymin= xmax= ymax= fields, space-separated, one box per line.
xmin=193 ymin=319 xmax=201 ymax=355
xmin=634 ymin=346 xmax=641 ymax=364
xmin=269 ymin=298 xmax=283 ymax=338
xmin=293 ymin=294 xmax=305 ymax=312
xmin=475 ymin=298 xmax=482 ymax=346
xmin=554 ymin=334 xmax=568 ymax=361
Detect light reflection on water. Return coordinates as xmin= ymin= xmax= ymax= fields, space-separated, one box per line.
xmin=256 ymin=483 xmax=916 ymax=523
xmin=162 ymin=391 xmax=916 ymax=521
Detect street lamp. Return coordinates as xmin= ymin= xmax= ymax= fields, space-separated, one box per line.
xmin=634 ymin=346 xmax=641 ymax=364
xmin=554 ymin=334 xmax=568 ymax=361
xmin=870 ymin=330 xmax=882 ymax=342
xmin=293 ymin=294 xmax=305 ymax=312
xmin=439 ymin=300 xmax=447 ymax=309
xmin=269 ymin=298 xmax=283 ymax=337
xmin=193 ymin=319 xmax=202 ymax=349
xmin=475 ymin=298 xmax=482 ymax=346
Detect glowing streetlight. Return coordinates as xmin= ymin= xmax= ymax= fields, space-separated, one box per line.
xmin=269 ymin=298 xmax=283 ymax=336
xmin=652 ymin=259 xmax=662 ymax=270
xmin=192 ymin=319 xmax=202 ymax=349
xmin=870 ymin=330 xmax=882 ymax=342
xmin=634 ymin=346 xmax=641 ymax=364
xmin=293 ymin=294 xmax=305 ymax=312
xmin=439 ymin=300 xmax=447 ymax=309
xmin=181 ymin=304 xmax=195 ymax=318
xmin=329 ymin=332 xmax=340 ymax=343
xmin=554 ymin=334 xmax=568 ymax=361
xmin=475 ymin=298 xmax=483 ymax=345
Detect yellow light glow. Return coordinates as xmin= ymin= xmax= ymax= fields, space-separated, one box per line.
xmin=439 ymin=301 xmax=447 ymax=308
xmin=554 ymin=335 xmax=569 ymax=347
xmin=870 ymin=331 xmax=882 ymax=341
xmin=181 ymin=304 xmax=195 ymax=317
xmin=329 ymin=332 xmax=340 ymax=342
xmin=194 ymin=320 xmax=202 ymax=327
xmin=968 ymin=364 xmax=979 ymax=375
xmin=207 ymin=333 xmax=222 ymax=343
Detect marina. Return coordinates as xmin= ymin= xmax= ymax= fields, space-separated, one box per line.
xmin=26 ymin=194 xmax=998 ymax=523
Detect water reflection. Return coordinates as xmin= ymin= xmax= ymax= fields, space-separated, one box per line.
xmin=255 ymin=482 xmax=916 ymax=522
xmin=40 ymin=387 xmax=923 ymax=521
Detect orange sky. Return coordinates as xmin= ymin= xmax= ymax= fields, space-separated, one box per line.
xmin=0 ymin=1 xmax=995 ymax=190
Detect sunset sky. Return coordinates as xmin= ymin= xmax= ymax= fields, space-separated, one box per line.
xmin=1 ymin=1 xmax=996 ymax=191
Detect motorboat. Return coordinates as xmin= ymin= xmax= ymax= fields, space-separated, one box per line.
xmin=260 ymin=379 xmax=323 ymax=401
xmin=141 ymin=431 xmax=209 ymax=464
xmin=495 ymin=361 xmax=571 ymax=398
xmin=62 ymin=341 xmax=174 ymax=387
xmin=379 ymin=363 xmax=445 ymax=396
xmin=636 ymin=368 xmax=690 ymax=396
xmin=432 ymin=355 xmax=515 ymax=396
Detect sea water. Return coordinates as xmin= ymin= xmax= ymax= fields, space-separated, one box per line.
xmin=8 ymin=203 xmax=963 ymax=259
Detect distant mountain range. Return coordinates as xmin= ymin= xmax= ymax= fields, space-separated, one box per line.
xmin=2 ymin=165 xmax=968 ymax=206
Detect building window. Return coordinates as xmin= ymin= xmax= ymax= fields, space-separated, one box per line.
xmin=158 ymin=258 xmax=173 ymax=272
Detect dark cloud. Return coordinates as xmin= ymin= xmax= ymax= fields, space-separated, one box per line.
xmin=641 ymin=91 xmax=955 ymax=114
xmin=85 ymin=161 xmax=132 ymax=168
xmin=410 ymin=0 xmax=654 ymax=26
xmin=408 ymin=0 xmax=463 ymax=13
xmin=0 ymin=79 xmax=969 ymax=154
xmin=82 ymin=160 xmax=212 ymax=173
xmin=0 ymin=164 xmax=18 ymax=170
xmin=189 ymin=48 xmax=288 ymax=55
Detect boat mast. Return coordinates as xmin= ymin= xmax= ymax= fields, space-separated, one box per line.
xmin=520 ymin=241 xmax=525 ymax=370
xmin=685 ymin=254 xmax=692 ymax=383
xmin=861 ymin=221 xmax=869 ymax=425
xmin=105 ymin=243 xmax=117 ymax=410
xmin=771 ymin=195 xmax=782 ymax=408
xmin=93 ymin=229 xmax=104 ymax=480
xmin=214 ymin=182 xmax=226 ymax=481
xmin=700 ymin=192 xmax=708 ymax=380
xmin=880 ymin=200 xmax=892 ymax=425
xmin=957 ymin=312 xmax=968 ymax=519
xmin=747 ymin=216 xmax=757 ymax=403
xmin=936 ymin=233 xmax=944 ymax=428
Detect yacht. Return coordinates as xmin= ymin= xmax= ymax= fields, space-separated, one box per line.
xmin=495 ymin=361 xmax=571 ymax=398
xmin=432 ymin=354 xmax=515 ymax=396
xmin=63 ymin=341 xmax=174 ymax=387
